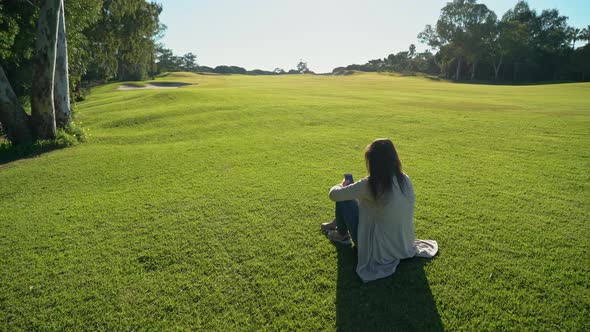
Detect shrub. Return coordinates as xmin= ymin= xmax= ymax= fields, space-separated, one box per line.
xmin=0 ymin=121 xmax=87 ymax=164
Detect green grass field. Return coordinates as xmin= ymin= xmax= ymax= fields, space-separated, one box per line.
xmin=1 ymin=72 xmax=589 ymax=331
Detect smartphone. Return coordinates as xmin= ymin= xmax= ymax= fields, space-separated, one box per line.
xmin=344 ymin=173 xmax=353 ymax=183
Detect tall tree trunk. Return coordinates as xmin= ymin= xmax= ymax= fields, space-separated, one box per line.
xmin=0 ymin=66 xmax=33 ymax=145
xmin=54 ymin=0 xmax=70 ymax=128
xmin=471 ymin=61 xmax=476 ymax=80
xmin=31 ymin=0 xmax=60 ymax=139
xmin=455 ymin=57 xmax=462 ymax=80
xmin=150 ymin=51 xmax=155 ymax=80
xmin=492 ymin=55 xmax=503 ymax=81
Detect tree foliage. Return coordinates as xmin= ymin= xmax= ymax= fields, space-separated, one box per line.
xmin=0 ymin=0 xmax=102 ymax=100
xmin=30 ymin=0 xmax=61 ymax=139
xmin=297 ymin=60 xmax=310 ymax=74
xmin=1 ymin=0 xmax=163 ymax=102
xmin=335 ymin=44 xmax=438 ymax=75
xmin=341 ymin=0 xmax=588 ymax=82
xmin=417 ymin=0 xmax=589 ymax=82
xmin=0 ymin=0 xmax=164 ymax=145
xmin=84 ymin=0 xmax=162 ymax=82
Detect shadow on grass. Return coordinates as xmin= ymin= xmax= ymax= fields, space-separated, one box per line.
xmin=459 ymin=79 xmax=583 ymax=86
xmin=423 ymin=75 xmax=583 ymax=86
xmin=0 ymin=124 xmax=85 ymax=165
xmin=149 ymin=82 xmax=192 ymax=87
xmin=0 ymin=139 xmax=72 ymax=165
xmin=335 ymin=245 xmax=442 ymax=331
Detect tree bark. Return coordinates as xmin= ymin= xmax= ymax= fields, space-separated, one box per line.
xmin=456 ymin=57 xmax=461 ymax=80
xmin=31 ymin=0 xmax=60 ymax=139
xmin=492 ymin=55 xmax=503 ymax=81
xmin=471 ymin=62 xmax=476 ymax=80
xmin=54 ymin=0 xmax=70 ymax=128
xmin=0 ymin=66 xmax=33 ymax=145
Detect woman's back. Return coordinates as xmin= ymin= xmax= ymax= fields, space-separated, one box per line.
xmin=326 ymin=138 xmax=437 ymax=282
xmin=357 ymin=174 xmax=417 ymax=268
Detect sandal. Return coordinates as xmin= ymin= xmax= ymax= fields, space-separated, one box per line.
xmin=321 ymin=219 xmax=337 ymax=233
xmin=327 ymin=230 xmax=352 ymax=245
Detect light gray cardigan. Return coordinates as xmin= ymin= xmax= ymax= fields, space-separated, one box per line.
xmin=329 ymin=174 xmax=438 ymax=282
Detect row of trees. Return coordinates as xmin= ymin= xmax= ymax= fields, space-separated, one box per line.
xmin=1 ymin=0 xmax=164 ymax=145
xmin=419 ymin=0 xmax=590 ymax=82
xmin=337 ymin=0 xmax=590 ymax=82
xmin=84 ymin=0 xmax=162 ymax=82
xmin=203 ymin=61 xmax=311 ymax=75
xmin=155 ymin=46 xmax=198 ymax=73
xmin=154 ymin=49 xmax=313 ymax=75
xmin=333 ymin=45 xmax=439 ymax=75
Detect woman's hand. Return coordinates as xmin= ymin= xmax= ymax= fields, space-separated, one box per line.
xmin=341 ymin=178 xmax=351 ymax=187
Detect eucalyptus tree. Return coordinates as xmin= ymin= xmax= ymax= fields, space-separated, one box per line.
xmin=502 ymin=2 xmax=570 ymax=81
xmin=582 ymin=26 xmax=590 ymax=45
xmin=155 ymin=46 xmax=180 ymax=73
xmin=0 ymin=66 xmax=33 ymax=144
xmin=432 ymin=0 xmax=473 ymax=79
xmin=113 ymin=0 xmax=162 ymax=80
xmin=297 ymin=60 xmax=309 ymax=74
xmin=487 ymin=20 xmax=527 ymax=81
xmin=84 ymin=0 xmax=162 ymax=81
xmin=419 ymin=0 xmax=495 ymax=80
xmin=54 ymin=0 xmax=71 ymax=128
xmin=0 ymin=0 xmax=78 ymax=143
xmin=62 ymin=0 xmax=102 ymax=96
xmin=30 ymin=0 xmax=60 ymax=139
xmin=408 ymin=44 xmax=416 ymax=58
xmin=568 ymin=28 xmax=582 ymax=49
xmin=181 ymin=53 xmax=198 ymax=72
xmin=500 ymin=1 xmax=536 ymax=81
xmin=463 ymin=2 xmax=496 ymax=80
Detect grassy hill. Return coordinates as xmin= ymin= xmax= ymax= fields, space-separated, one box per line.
xmin=1 ymin=72 xmax=588 ymax=330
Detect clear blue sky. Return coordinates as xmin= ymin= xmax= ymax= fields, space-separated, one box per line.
xmin=155 ymin=0 xmax=590 ymax=73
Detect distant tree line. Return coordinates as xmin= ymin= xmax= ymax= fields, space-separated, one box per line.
xmin=333 ymin=45 xmax=439 ymax=76
xmin=335 ymin=0 xmax=590 ymax=83
xmin=198 ymin=64 xmax=313 ymax=75
xmin=155 ymin=50 xmax=313 ymax=75
xmin=155 ymin=46 xmax=198 ymax=73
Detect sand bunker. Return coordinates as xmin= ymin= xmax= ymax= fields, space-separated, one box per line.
xmin=117 ymin=82 xmax=193 ymax=90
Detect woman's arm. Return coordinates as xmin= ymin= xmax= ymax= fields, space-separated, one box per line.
xmin=329 ymin=178 xmax=367 ymax=202
xmin=403 ymin=174 xmax=415 ymax=205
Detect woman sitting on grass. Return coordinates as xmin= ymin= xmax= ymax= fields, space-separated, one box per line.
xmin=322 ymin=138 xmax=438 ymax=282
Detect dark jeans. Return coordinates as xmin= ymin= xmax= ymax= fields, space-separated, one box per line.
xmin=335 ymin=200 xmax=359 ymax=245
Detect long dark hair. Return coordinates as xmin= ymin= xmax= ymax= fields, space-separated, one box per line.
xmin=365 ymin=138 xmax=406 ymax=199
